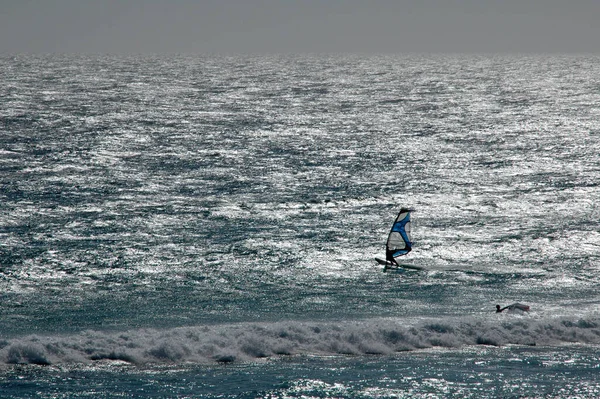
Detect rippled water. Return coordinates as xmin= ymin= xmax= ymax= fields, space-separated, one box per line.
xmin=1 ymin=54 xmax=599 ymax=397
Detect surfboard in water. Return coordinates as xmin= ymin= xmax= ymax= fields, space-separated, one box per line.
xmin=375 ymin=208 xmax=421 ymax=271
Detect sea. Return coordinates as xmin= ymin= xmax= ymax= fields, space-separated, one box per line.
xmin=1 ymin=53 xmax=599 ymax=398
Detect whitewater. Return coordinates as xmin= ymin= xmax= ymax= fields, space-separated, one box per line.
xmin=1 ymin=53 xmax=599 ymax=397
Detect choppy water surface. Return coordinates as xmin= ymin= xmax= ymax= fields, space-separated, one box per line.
xmin=1 ymin=53 xmax=599 ymax=397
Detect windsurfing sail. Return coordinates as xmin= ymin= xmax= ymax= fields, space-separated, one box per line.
xmin=385 ymin=208 xmax=413 ymax=266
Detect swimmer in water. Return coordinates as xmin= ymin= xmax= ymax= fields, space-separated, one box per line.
xmin=496 ymin=303 xmax=530 ymax=313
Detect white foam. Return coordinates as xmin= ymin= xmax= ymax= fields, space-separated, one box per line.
xmin=2 ymin=316 xmax=600 ymax=366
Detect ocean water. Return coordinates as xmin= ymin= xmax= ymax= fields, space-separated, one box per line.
xmin=1 ymin=53 xmax=599 ymax=398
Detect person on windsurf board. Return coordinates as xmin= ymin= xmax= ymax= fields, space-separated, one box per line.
xmin=377 ymin=208 xmax=414 ymax=271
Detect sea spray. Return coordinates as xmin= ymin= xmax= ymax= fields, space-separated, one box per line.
xmin=2 ymin=317 xmax=600 ymax=366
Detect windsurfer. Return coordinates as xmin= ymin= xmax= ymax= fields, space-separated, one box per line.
xmin=378 ymin=208 xmax=414 ymax=271
xmin=385 ymin=249 xmax=400 ymax=267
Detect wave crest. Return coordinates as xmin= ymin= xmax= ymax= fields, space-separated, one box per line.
xmin=2 ymin=317 xmax=600 ymax=366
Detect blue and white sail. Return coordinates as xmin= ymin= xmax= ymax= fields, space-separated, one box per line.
xmin=385 ymin=208 xmax=413 ymax=265
xmin=375 ymin=208 xmax=421 ymax=271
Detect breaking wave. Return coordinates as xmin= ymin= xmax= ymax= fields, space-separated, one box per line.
xmin=2 ymin=316 xmax=600 ymax=366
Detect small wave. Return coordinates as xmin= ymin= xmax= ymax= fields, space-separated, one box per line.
xmin=2 ymin=317 xmax=600 ymax=367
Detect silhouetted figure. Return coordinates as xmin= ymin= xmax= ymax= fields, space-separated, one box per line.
xmin=496 ymin=303 xmax=530 ymax=313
